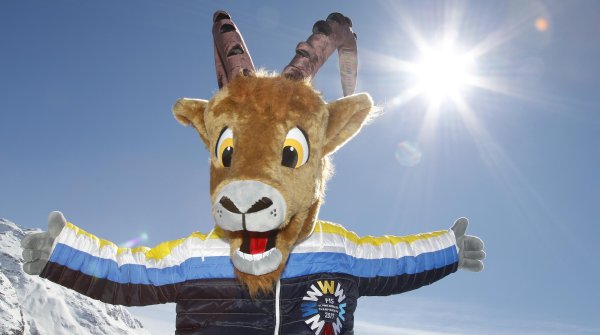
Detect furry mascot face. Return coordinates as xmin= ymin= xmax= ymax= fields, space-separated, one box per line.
xmin=173 ymin=11 xmax=374 ymax=296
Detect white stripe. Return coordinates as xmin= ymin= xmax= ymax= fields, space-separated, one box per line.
xmin=55 ymin=227 xmax=230 ymax=269
xmin=55 ymin=224 xmax=455 ymax=269
xmin=292 ymin=230 xmax=456 ymax=259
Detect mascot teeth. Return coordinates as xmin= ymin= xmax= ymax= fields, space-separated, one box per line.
xmin=237 ymin=247 xmax=275 ymax=261
xmin=232 ymin=248 xmax=283 ymax=276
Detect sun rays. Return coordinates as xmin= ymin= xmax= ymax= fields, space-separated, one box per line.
xmin=367 ymin=1 xmax=553 ymax=149
xmin=364 ymin=1 xmax=563 ymax=232
xmin=367 ymin=1 xmax=553 ymax=112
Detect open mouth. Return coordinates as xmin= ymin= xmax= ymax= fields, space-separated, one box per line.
xmin=232 ymin=229 xmax=282 ymax=275
xmin=240 ymin=230 xmax=277 ymax=255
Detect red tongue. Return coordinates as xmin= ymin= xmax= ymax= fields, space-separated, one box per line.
xmin=248 ymin=232 xmax=270 ymax=255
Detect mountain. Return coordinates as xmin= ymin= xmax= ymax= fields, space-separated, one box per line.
xmin=0 ymin=218 xmax=149 ymax=335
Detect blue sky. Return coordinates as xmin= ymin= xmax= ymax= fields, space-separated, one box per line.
xmin=1 ymin=1 xmax=599 ymax=334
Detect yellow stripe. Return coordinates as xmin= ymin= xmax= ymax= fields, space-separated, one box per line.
xmin=140 ymin=238 xmax=187 ymax=260
xmin=65 ymin=222 xmax=118 ymax=249
xmin=64 ymin=220 xmax=446 ymax=261
xmin=120 ymin=246 xmax=151 ymax=254
xmin=65 ymin=222 xmax=229 ymax=260
xmin=314 ymin=221 xmax=448 ymax=246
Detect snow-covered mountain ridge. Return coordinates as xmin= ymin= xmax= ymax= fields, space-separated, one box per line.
xmin=0 ymin=218 xmax=149 ymax=335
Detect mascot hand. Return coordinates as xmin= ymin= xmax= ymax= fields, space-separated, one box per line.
xmin=450 ymin=217 xmax=485 ymax=272
xmin=21 ymin=211 xmax=66 ymax=275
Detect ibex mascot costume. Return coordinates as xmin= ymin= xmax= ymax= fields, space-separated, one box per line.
xmin=22 ymin=11 xmax=485 ymax=335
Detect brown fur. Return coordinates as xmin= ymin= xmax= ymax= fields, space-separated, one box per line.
xmin=173 ymin=74 xmax=374 ymax=295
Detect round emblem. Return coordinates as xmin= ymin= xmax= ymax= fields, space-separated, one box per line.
xmin=301 ymin=280 xmax=346 ymax=335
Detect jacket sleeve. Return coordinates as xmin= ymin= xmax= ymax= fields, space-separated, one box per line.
xmin=305 ymin=222 xmax=459 ymax=297
xmin=352 ymin=227 xmax=459 ymax=296
xmin=40 ymin=221 xmax=233 ymax=306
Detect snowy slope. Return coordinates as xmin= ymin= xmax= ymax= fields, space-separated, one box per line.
xmin=0 ymin=270 xmax=23 ymax=334
xmin=0 ymin=218 xmax=150 ymax=335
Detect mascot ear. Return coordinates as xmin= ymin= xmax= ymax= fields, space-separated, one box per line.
xmin=323 ymin=93 xmax=374 ymax=155
xmin=173 ymin=98 xmax=210 ymax=148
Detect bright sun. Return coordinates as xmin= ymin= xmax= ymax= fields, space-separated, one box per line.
xmin=413 ymin=45 xmax=475 ymax=103
xmin=378 ymin=2 xmax=541 ymax=195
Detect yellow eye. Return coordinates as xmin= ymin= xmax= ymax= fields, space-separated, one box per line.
xmin=281 ymin=127 xmax=309 ymax=168
xmin=215 ymin=127 xmax=234 ymax=167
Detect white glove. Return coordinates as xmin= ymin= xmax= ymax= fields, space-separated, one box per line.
xmin=21 ymin=211 xmax=66 ymax=275
xmin=451 ymin=217 xmax=485 ymax=272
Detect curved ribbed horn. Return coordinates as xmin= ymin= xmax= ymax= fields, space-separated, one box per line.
xmin=212 ymin=10 xmax=255 ymax=89
xmin=282 ymin=13 xmax=358 ymax=96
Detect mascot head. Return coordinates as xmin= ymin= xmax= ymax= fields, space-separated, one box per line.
xmin=173 ymin=11 xmax=375 ymax=295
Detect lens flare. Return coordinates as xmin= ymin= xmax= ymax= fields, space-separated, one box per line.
xmin=120 ymin=232 xmax=149 ymax=248
xmin=395 ymin=141 xmax=422 ymax=167
xmin=535 ymin=18 xmax=549 ymax=32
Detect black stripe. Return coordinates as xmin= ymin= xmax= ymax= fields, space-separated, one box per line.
xmin=39 ymin=261 xmax=458 ymax=334
xmin=40 ymin=261 xmax=180 ymax=306
xmin=358 ymin=262 xmax=459 ymax=296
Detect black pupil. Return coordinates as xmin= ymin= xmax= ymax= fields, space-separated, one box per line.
xmin=281 ymin=146 xmax=298 ymax=168
xmin=222 ymin=147 xmax=233 ymax=167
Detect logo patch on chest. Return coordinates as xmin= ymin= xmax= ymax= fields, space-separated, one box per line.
xmin=301 ymin=280 xmax=346 ymax=335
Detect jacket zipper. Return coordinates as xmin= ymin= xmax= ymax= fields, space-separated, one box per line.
xmin=274 ymin=279 xmax=281 ymax=335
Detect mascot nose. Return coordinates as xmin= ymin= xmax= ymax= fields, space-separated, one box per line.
xmin=246 ymin=197 xmax=274 ymax=213
xmin=219 ymin=196 xmax=273 ymax=214
xmin=213 ymin=180 xmax=286 ymax=232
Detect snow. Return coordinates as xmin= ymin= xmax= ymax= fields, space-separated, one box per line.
xmin=0 ymin=218 xmax=150 ymax=335
xmin=0 ymin=271 xmax=24 ymax=335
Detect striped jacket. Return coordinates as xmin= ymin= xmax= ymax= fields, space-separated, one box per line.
xmin=40 ymin=221 xmax=459 ymax=335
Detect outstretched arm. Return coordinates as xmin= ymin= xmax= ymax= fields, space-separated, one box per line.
xmin=22 ymin=211 xmax=230 ymax=306
xmin=353 ymin=217 xmax=485 ymax=297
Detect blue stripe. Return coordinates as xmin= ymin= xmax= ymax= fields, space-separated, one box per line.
xmin=282 ymin=247 xmax=458 ymax=278
xmin=49 ymin=243 xmax=458 ymax=286
xmin=49 ymin=243 xmax=236 ymax=285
